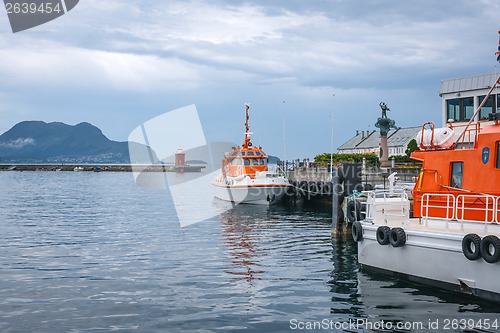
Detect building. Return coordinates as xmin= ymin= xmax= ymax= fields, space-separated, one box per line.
xmin=440 ymin=72 xmax=500 ymax=146
xmin=440 ymin=72 xmax=500 ymax=124
xmin=337 ymin=127 xmax=421 ymax=156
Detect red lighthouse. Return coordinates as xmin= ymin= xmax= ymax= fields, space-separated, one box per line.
xmin=175 ymin=147 xmax=185 ymax=167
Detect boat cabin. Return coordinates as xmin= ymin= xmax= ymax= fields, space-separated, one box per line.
xmin=222 ymin=146 xmax=269 ymax=178
xmin=411 ymin=120 xmax=500 ymax=222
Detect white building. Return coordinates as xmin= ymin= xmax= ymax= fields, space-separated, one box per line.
xmin=338 ymin=127 xmax=421 ymax=156
xmin=440 ymin=72 xmax=500 ymax=146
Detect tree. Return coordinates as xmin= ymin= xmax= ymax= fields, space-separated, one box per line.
xmin=405 ymin=139 xmax=419 ymax=157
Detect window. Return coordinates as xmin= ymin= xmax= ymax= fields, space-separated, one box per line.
xmin=230 ymin=158 xmax=242 ymax=166
xmin=447 ymin=97 xmax=475 ymax=122
xmin=463 ymin=97 xmax=474 ymax=121
xmin=447 ymin=99 xmax=460 ymax=121
xmin=247 ymin=151 xmax=255 ymax=156
xmin=496 ymin=142 xmax=500 ymax=169
xmin=497 ymin=94 xmax=500 ymax=114
xmin=450 ymin=162 xmax=464 ymax=189
xmin=479 ymin=95 xmax=495 ymax=120
xmin=244 ymin=159 xmax=250 ymax=166
xmin=251 ymin=159 xmax=259 ymax=166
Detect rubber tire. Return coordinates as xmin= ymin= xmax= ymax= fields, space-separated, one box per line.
xmin=346 ymin=200 xmax=361 ymax=223
xmin=480 ymin=235 xmax=500 ymax=263
xmin=461 ymin=233 xmax=481 ymax=261
xmin=389 ymin=227 xmax=406 ymax=247
xmin=376 ymin=226 xmax=391 ymax=245
xmin=352 ymin=221 xmax=363 ymax=242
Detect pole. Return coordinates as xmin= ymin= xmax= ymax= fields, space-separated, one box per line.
xmin=283 ymin=100 xmax=286 ymax=174
xmin=331 ymin=93 xmax=338 ymax=235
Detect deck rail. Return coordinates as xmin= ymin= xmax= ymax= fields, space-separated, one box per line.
xmin=420 ymin=193 xmax=500 ymax=232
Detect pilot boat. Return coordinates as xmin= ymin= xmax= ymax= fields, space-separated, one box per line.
xmin=352 ymin=75 xmax=500 ymax=302
xmin=212 ymin=104 xmax=291 ymax=205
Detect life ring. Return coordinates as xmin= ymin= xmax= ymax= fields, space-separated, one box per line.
xmin=389 ymin=227 xmax=406 ymax=247
xmin=480 ymin=235 xmax=500 ymax=263
xmin=346 ymin=199 xmax=361 ymax=223
xmin=376 ymin=226 xmax=391 ymax=245
xmin=461 ymin=233 xmax=481 ymax=261
xmin=352 ymin=221 xmax=363 ymax=242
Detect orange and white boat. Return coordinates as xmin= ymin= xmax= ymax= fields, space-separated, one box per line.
xmin=353 ymin=75 xmax=500 ymax=302
xmin=212 ymin=104 xmax=291 ymax=205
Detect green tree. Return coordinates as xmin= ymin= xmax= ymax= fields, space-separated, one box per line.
xmin=405 ymin=139 xmax=419 ymax=157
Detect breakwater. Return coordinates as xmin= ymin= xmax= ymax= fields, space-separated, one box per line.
xmin=0 ymin=164 xmax=205 ymax=172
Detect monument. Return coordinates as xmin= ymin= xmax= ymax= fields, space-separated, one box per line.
xmin=375 ymin=102 xmax=398 ymax=167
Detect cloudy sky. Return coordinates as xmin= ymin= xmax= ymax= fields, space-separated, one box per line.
xmin=0 ymin=0 xmax=499 ymax=160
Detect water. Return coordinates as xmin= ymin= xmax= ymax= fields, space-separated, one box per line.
xmin=0 ymin=172 xmax=499 ymax=333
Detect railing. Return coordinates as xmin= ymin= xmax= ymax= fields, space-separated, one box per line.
xmin=365 ymin=190 xmax=410 ymax=225
xmin=448 ymin=122 xmax=481 ymax=149
xmin=420 ymin=193 xmax=500 ymax=232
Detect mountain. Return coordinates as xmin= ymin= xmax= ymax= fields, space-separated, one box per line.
xmin=0 ymin=121 xmax=157 ymax=163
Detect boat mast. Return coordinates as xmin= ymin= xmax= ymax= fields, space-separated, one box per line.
xmin=243 ymin=103 xmax=251 ymax=149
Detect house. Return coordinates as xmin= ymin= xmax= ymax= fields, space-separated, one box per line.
xmin=338 ymin=127 xmax=421 ymax=156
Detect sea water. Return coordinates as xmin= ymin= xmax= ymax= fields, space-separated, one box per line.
xmin=0 ymin=172 xmax=499 ymax=333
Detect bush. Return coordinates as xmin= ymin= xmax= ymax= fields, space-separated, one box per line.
xmin=314 ymin=153 xmax=379 ymax=167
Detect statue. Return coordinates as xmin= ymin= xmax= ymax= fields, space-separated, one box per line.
xmin=375 ymin=102 xmax=399 ymax=136
xmin=374 ymin=102 xmax=399 ymax=167
xmin=379 ymin=102 xmax=390 ymax=118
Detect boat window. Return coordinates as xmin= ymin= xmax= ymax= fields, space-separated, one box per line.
xmin=463 ymin=97 xmax=474 ymax=121
xmin=247 ymin=151 xmax=255 ymax=156
xmin=450 ymin=162 xmax=463 ymax=189
xmin=497 ymin=94 xmax=500 ymax=114
xmin=260 ymin=158 xmax=267 ymax=166
xmin=244 ymin=159 xmax=250 ymax=166
xmin=252 ymin=159 xmax=259 ymax=166
xmin=255 ymin=151 xmax=262 ymax=156
xmin=479 ymin=95 xmax=495 ymax=120
xmin=496 ymin=142 xmax=500 ymax=168
xmin=447 ymin=99 xmax=460 ymax=122
xmin=231 ymin=151 xmax=238 ymax=157
xmin=231 ymin=159 xmax=242 ymax=166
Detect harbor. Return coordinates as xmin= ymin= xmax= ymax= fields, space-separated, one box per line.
xmin=2 ymin=3 xmax=500 ymax=330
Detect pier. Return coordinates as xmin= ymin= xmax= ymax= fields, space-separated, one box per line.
xmin=0 ymin=164 xmax=205 ymax=172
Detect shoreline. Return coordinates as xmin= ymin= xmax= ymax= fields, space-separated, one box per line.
xmin=0 ymin=164 xmax=205 ymax=173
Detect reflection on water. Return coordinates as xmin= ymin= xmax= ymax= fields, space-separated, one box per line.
xmin=0 ymin=172 xmax=499 ymax=332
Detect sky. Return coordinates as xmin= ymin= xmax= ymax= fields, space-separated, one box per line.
xmin=0 ymin=0 xmax=499 ymax=160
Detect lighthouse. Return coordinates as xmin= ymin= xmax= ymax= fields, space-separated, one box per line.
xmin=175 ymin=147 xmax=186 ymax=167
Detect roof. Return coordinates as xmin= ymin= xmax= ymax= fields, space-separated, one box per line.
xmin=338 ymin=127 xmax=421 ymax=151
xmin=440 ymin=73 xmax=498 ymax=95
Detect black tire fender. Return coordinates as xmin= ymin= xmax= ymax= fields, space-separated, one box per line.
xmin=352 ymin=221 xmax=363 ymax=242
xmin=376 ymin=226 xmax=391 ymax=245
xmin=346 ymin=199 xmax=361 ymax=223
xmin=480 ymin=235 xmax=500 ymax=263
xmin=461 ymin=233 xmax=481 ymax=261
xmin=389 ymin=227 xmax=406 ymax=247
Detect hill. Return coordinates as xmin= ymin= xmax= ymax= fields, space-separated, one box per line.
xmin=0 ymin=121 xmax=156 ymax=163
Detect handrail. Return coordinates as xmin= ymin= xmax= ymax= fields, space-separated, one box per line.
xmin=456 ymin=194 xmax=496 ymax=223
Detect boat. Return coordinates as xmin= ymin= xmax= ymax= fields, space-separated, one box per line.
xmin=352 ymin=75 xmax=500 ymax=303
xmin=211 ymin=103 xmax=291 ymax=205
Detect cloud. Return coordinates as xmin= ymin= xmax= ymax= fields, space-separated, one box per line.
xmin=0 ymin=137 xmax=35 ymax=149
xmin=0 ymin=0 xmax=499 ymax=158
